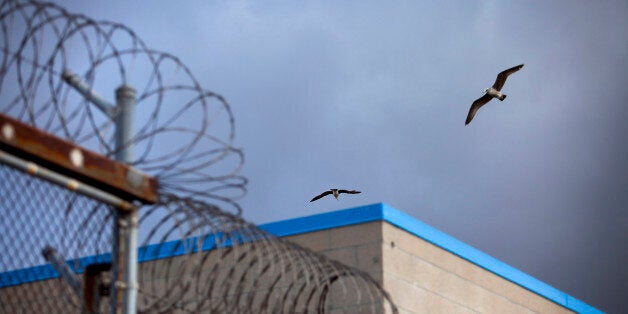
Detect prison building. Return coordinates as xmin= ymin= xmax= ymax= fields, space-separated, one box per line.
xmin=0 ymin=203 xmax=600 ymax=313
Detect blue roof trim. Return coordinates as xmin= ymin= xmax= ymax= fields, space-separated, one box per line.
xmin=0 ymin=253 xmax=111 ymax=288
xmin=259 ymin=203 xmax=384 ymax=236
xmin=0 ymin=203 xmax=601 ymax=313
xmin=0 ymin=263 xmax=59 ymax=287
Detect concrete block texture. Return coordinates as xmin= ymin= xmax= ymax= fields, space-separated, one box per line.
xmin=284 ymin=229 xmax=331 ymax=252
xmin=382 ymin=223 xmax=573 ymax=313
xmin=330 ymin=221 xmax=383 ymax=248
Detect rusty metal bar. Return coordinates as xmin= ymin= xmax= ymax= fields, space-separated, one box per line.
xmin=0 ymin=113 xmax=158 ymax=204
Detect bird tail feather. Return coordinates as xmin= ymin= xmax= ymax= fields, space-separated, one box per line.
xmin=499 ymin=94 xmax=507 ymax=101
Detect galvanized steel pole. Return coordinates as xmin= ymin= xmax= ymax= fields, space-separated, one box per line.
xmin=115 ymin=84 xmax=138 ymax=314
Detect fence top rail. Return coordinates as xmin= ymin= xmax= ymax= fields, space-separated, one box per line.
xmin=0 ymin=113 xmax=158 ymax=203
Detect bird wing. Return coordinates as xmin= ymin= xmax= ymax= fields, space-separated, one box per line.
xmin=465 ymin=94 xmax=493 ymax=125
xmin=338 ymin=189 xmax=361 ymax=195
xmin=310 ymin=190 xmax=333 ymax=202
xmin=492 ymin=64 xmax=524 ymax=91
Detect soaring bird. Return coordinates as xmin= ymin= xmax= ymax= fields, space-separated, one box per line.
xmin=310 ymin=189 xmax=361 ymax=202
xmin=465 ymin=64 xmax=524 ymax=125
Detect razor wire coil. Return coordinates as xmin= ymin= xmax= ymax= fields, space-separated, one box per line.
xmin=0 ymin=1 xmax=398 ymax=313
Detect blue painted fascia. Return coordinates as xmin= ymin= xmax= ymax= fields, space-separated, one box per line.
xmin=0 ymin=253 xmax=111 ymax=287
xmin=259 ymin=203 xmax=384 ymax=236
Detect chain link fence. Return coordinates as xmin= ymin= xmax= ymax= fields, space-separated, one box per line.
xmin=0 ymin=162 xmax=114 ymax=312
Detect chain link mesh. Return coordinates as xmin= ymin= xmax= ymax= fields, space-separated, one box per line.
xmin=0 ymin=163 xmax=113 ymax=313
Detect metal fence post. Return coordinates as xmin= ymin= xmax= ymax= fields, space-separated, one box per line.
xmin=114 ymin=84 xmax=138 ymax=314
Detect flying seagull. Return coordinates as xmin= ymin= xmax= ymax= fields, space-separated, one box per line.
xmin=310 ymin=189 xmax=361 ymax=202
xmin=465 ymin=64 xmax=524 ymax=125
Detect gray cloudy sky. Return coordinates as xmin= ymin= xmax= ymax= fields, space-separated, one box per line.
xmin=51 ymin=1 xmax=628 ymax=312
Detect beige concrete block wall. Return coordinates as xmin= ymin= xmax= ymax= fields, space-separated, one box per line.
xmin=284 ymin=221 xmax=384 ymax=275
xmin=286 ymin=221 xmax=574 ymax=313
xmin=0 ymin=278 xmax=81 ymax=313
xmin=135 ymin=244 xmax=379 ymax=313
xmin=381 ymin=222 xmax=573 ymax=314
xmin=283 ymin=222 xmax=388 ymax=313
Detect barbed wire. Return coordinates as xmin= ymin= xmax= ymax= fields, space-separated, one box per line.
xmin=136 ymin=193 xmax=397 ymax=313
xmin=0 ymin=1 xmax=398 ymax=313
